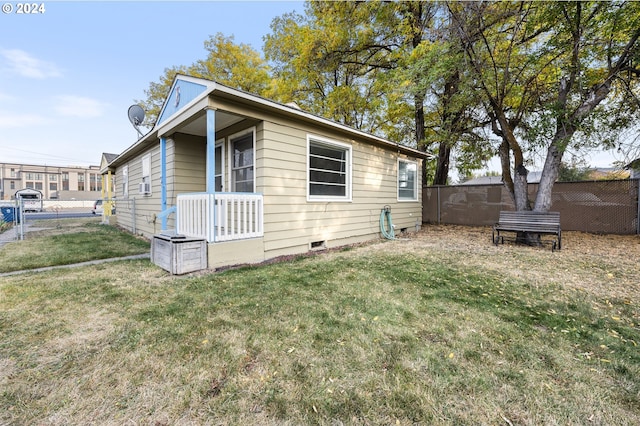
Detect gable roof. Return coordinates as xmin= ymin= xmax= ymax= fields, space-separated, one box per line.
xmin=109 ymin=75 xmax=432 ymax=168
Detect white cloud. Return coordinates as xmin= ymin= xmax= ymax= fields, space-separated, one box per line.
xmin=54 ymin=95 xmax=108 ymax=118
xmin=0 ymin=49 xmax=62 ymax=79
xmin=0 ymin=110 xmax=52 ymax=128
xmin=0 ymin=92 xmax=15 ymax=101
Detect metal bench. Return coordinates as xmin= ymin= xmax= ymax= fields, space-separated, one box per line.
xmin=493 ymin=211 xmax=562 ymax=251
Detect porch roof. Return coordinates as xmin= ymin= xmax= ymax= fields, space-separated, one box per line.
xmin=109 ymin=74 xmax=433 ymax=169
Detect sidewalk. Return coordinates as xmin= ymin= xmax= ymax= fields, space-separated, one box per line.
xmin=0 ymin=223 xmax=51 ymax=247
xmin=0 ymin=253 xmax=151 ymax=277
xmin=0 ymin=225 xmax=24 ymax=247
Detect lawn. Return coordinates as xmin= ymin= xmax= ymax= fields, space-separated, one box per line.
xmin=0 ymin=225 xmax=638 ymax=425
xmin=0 ymin=218 xmax=150 ymax=273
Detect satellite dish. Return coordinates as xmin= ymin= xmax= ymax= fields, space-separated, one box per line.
xmin=127 ymin=104 xmax=146 ymax=138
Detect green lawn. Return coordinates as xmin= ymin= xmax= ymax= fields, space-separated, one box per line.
xmin=1 ymin=231 xmax=638 ymax=425
xmin=0 ymin=218 xmax=150 ymax=273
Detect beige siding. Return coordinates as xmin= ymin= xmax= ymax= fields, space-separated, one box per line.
xmin=258 ymin=119 xmax=422 ymax=259
xmin=113 ymin=98 xmax=423 ymax=266
xmin=172 ymin=133 xmax=206 ymax=199
xmin=113 ymin=143 xmax=163 ymax=238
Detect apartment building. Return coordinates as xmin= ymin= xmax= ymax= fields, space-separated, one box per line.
xmin=0 ymin=162 xmax=105 ymax=201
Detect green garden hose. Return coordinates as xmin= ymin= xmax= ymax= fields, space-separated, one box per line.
xmin=380 ymin=206 xmax=396 ymax=240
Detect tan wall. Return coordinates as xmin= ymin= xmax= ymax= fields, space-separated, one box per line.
xmin=259 ymin=119 xmax=422 ymax=259
xmin=114 ymin=143 xmax=163 ymax=237
xmin=112 ymin=103 xmax=423 ymax=267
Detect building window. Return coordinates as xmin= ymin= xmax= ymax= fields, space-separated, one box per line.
xmin=10 ymin=181 xmax=15 ymax=190
xmin=398 ymin=159 xmax=418 ymax=201
xmin=89 ymin=173 xmax=101 ymax=191
xmin=49 ymin=174 xmax=57 ymax=182
xmin=140 ymin=155 xmax=151 ymax=194
xmin=50 ymin=182 xmax=57 ymax=191
xmin=35 ymin=182 xmax=43 ymax=191
xmin=307 ymin=136 xmax=352 ymax=201
xmin=10 ymin=168 xmax=16 ymax=178
xmin=231 ymin=129 xmax=254 ymax=193
xmin=122 ymin=165 xmax=129 ymax=198
xmin=77 ymin=173 xmax=85 ymax=191
xmin=62 ymin=173 xmax=69 ymax=191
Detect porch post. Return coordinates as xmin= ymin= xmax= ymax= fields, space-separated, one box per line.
xmin=206 ymin=108 xmax=216 ymax=193
xmin=160 ymin=136 xmax=168 ymax=230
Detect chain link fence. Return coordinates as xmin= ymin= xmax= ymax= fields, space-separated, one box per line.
xmin=423 ymin=179 xmax=640 ymax=235
xmin=0 ymin=198 xmax=103 ymax=243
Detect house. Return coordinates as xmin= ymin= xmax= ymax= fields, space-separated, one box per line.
xmin=104 ymin=75 xmax=430 ymax=272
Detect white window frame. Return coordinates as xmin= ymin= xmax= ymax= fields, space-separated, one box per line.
xmin=228 ymin=127 xmax=256 ymax=193
xmin=307 ymin=135 xmax=352 ymax=202
xmin=215 ymin=138 xmax=225 ymax=192
xmin=141 ymin=154 xmax=151 ymax=195
xmin=122 ymin=165 xmax=129 ymax=199
xmin=397 ymin=158 xmax=418 ymax=202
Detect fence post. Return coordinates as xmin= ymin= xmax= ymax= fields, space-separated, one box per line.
xmin=437 ymin=186 xmax=441 ymax=225
xmin=18 ymin=198 xmax=24 ymax=240
xmin=636 ymin=179 xmax=639 ymax=235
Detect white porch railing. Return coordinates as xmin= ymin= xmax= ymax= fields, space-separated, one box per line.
xmin=176 ymin=192 xmax=264 ymax=243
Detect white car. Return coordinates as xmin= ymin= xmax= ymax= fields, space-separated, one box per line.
xmin=92 ymin=199 xmax=116 ymax=215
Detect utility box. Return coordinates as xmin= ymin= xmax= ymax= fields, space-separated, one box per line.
xmin=151 ymin=234 xmax=207 ymax=275
xmin=0 ymin=206 xmax=19 ymax=223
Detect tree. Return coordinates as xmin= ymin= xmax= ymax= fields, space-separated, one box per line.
xmin=448 ymin=1 xmax=640 ymax=215
xmin=264 ymin=2 xmax=412 ymax=137
xmin=266 ymin=1 xmax=486 ymax=185
xmin=557 ymin=160 xmax=591 ymax=182
xmin=138 ymin=33 xmax=271 ymax=126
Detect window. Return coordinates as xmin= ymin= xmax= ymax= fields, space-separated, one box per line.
xmin=231 ymin=130 xmax=254 ymax=193
xmin=398 ymin=159 xmax=418 ymax=201
xmin=77 ymin=173 xmax=85 ymax=191
xmin=308 ymin=136 xmax=351 ymax=201
xmin=49 ymin=174 xmax=57 ymax=182
xmin=62 ymin=173 xmax=69 ymax=191
xmin=10 ymin=181 xmax=15 ymax=190
xmin=215 ymin=140 xmax=224 ymax=191
xmin=50 ymin=182 xmax=57 ymax=191
xmin=140 ymin=154 xmax=151 ymax=194
xmin=122 ymin=165 xmax=129 ymax=198
xmin=90 ymin=173 xmax=98 ymax=191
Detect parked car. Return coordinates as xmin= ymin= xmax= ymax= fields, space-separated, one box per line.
xmin=92 ymin=199 xmax=116 ymax=215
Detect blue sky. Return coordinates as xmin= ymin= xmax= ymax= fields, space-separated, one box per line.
xmin=0 ymin=0 xmax=627 ymax=173
xmin=0 ymin=0 xmax=303 ymax=167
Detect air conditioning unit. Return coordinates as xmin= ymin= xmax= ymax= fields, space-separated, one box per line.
xmin=139 ymin=182 xmax=151 ymax=195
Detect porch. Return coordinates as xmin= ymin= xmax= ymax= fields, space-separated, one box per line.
xmin=175 ymin=192 xmax=264 ymax=243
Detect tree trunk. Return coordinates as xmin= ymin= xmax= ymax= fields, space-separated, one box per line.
xmin=433 ymin=142 xmax=450 ymax=185
xmin=534 ymin=139 xmax=565 ymax=212
xmin=414 ymin=94 xmax=428 ymax=187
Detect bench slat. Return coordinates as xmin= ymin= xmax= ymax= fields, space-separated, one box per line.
xmin=492 ymin=210 xmax=561 ymax=251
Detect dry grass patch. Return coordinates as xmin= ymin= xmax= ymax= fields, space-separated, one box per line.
xmin=1 ymin=226 xmax=639 ymax=425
